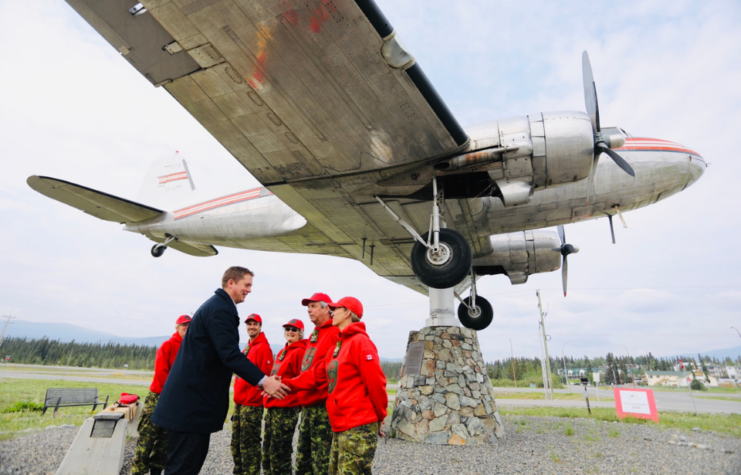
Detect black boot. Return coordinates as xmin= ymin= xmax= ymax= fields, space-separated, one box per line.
xmin=150 ymin=469 xmax=162 ymax=475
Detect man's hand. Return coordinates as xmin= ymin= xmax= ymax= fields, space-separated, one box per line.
xmin=261 ymin=375 xmax=290 ymax=399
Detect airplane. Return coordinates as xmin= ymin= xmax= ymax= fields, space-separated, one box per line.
xmin=28 ymin=0 xmax=706 ymax=331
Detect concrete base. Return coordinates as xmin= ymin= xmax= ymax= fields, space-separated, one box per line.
xmin=56 ymin=417 xmax=128 ymax=475
xmin=390 ymin=327 xmax=504 ymax=445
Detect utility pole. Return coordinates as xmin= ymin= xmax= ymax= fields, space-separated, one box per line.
xmin=509 ymin=339 xmax=517 ymax=388
xmin=0 ymin=315 xmax=16 ymax=346
xmin=562 ymin=340 xmax=576 ymax=391
xmin=537 ymin=290 xmax=554 ymax=400
xmin=617 ymin=344 xmax=636 ymax=388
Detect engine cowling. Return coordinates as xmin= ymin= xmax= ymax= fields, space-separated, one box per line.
xmin=446 ymin=111 xmax=595 ymax=206
xmin=472 ymin=230 xmax=562 ymax=284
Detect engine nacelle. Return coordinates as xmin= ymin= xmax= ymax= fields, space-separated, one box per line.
xmin=457 ymin=111 xmax=595 ymax=206
xmin=472 ymin=230 xmax=561 ymax=284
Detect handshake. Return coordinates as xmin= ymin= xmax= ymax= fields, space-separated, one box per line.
xmin=261 ymin=375 xmax=290 ymax=399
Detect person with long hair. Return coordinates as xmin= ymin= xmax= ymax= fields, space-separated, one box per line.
xmin=325 ymin=297 xmax=387 ymax=475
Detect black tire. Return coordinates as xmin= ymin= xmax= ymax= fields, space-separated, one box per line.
xmin=411 ymin=228 xmax=472 ymax=289
xmin=457 ymin=296 xmax=493 ymax=330
xmin=151 ymin=244 xmax=166 ymax=258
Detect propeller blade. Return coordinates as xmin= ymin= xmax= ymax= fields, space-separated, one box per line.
xmin=562 ymin=255 xmax=568 ymax=297
xmin=582 ymin=51 xmax=600 ymax=133
xmin=557 ymin=225 xmax=565 ymax=245
xmin=585 ymin=155 xmax=600 ymax=205
xmin=598 ymin=143 xmax=636 ymax=177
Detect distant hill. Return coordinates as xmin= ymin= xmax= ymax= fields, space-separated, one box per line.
xmin=3 ymin=321 xmax=404 ymax=360
xmin=3 ymin=320 xmax=169 ymax=347
xmin=665 ymin=345 xmax=741 ymax=361
xmin=698 ymin=345 xmax=741 ymax=361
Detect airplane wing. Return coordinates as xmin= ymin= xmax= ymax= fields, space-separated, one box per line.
xmin=65 ymin=0 xmax=474 ymax=295
xmin=27 ymin=176 xmax=164 ymax=223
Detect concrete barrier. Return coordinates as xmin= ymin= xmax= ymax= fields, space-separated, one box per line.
xmin=56 ymin=413 xmax=128 ymax=475
xmin=55 ymin=401 xmax=143 ymax=475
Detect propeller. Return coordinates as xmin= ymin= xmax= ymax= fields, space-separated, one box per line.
xmin=582 ymin=51 xmax=635 ymax=204
xmin=557 ymin=225 xmax=579 ymax=297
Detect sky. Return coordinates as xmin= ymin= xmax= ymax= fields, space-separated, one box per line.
xmin=1 ymin=0 xmax=740 ymax=360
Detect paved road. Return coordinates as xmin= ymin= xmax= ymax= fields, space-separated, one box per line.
xmin=0 ymin=371 xmax=150 ymax=386
xmin=1 ymin=363 xmax=153 ymax=377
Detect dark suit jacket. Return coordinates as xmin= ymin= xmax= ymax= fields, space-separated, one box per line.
xmin=152 ymin=288 xmax=265 ymax=433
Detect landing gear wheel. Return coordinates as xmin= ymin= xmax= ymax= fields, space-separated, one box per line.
xmin=411 ymin=228 xmax=472 ymax=289
xmin=151 ymin=244 xmax=166 ymax=258
xmin=457 ymin=296 xmax=493 ymax=330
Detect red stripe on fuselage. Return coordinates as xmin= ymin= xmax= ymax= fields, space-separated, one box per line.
xmin=174 ymin=187 xmax=271 ymax=220
xmin=617 ymin=138 xmax=701 ymax=157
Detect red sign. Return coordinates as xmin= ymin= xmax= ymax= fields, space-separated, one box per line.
xmin=613 ymin=388 xmax=659 ymax=422
xmin=4 ymin=356 xmax=9 ymax=361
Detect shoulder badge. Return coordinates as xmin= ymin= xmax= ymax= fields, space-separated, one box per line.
xmin=327 ymin=360 xmax=339 ymax=393
xmin=301 ymin=347 xmax=316 ymax=372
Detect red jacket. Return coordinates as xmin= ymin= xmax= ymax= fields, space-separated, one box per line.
xmin=283 ymin=319 xmax=340 ymax=407
xmin=264 ymin=339 xmax=307 ymax=408
xmin=233 ymin=332 xmax=273 ymax=406
xmin=150 ymin=332 xmax=183 ymax=394
xmin=325 ymin=322 xmax=387 ymax=432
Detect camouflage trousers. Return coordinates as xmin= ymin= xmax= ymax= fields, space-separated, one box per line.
xmin=328 ymin=422 xmax=379 ymax=475
xmin=295 ymin=404 xmax=333 ymax=475
xmin=131 ymin=391 xmax=167 ymax=475
xmin=261 ymin=407 xmax=299 ymax=475
xmin=230 ymin=404 xmax=264 ymax=475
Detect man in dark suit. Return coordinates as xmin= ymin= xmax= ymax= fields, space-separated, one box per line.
xmin=152 ymin=266 xmax=289 ymax=475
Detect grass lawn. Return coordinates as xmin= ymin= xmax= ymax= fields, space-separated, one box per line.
xmin=499 ymin=406 xmax=741 ymax=438
xmin=494 ymin=391 xmax=614 ymax=402
xmin=0 ymin=377 xmax=147 ymax=440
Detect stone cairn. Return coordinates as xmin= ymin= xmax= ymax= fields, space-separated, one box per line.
xmin=389 ymin=326 xmax=504 ymax=445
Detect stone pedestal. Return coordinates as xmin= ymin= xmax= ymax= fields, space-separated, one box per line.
xmin=390 ymin=326 xmax=504 ymax=445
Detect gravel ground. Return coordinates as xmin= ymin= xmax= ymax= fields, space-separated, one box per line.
xmin=1 ymin=416 xmax=740 ymax=475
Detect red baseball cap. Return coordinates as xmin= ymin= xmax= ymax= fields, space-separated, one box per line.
xmin=282 ymin=319 xmax=304 ymax=331
xmin=328 ymin=297 xmax=363 ymax=319
xmin=301 ymin=293 xmax=332 ymax=306
xmin=175 ymin=315 xmax=192 ymax=325
xmin=245 ymin=314 xmax=262 ymax=324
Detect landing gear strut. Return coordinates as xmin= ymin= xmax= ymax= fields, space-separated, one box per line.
xmin=455 ymin=270 xmax=494 ymax=330
xmin=375 ymin=178 xmax=472 ymax=289
xmin=150 ymin=236 xmax=176 ymax=258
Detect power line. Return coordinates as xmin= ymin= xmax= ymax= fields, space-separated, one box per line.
xmin=0 ymin=315 xmax=16 ymax=346
xmin=365 ymin=285 xmax=741 ymax=309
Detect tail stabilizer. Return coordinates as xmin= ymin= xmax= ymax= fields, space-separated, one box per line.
xmin=27 ymin=176 xmax=163 ymax=223
xmin=137 ymin=153 xmax=195 ymax=207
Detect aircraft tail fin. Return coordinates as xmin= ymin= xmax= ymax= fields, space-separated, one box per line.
xmin=137 ymin=153 xmax=195 ymax=207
